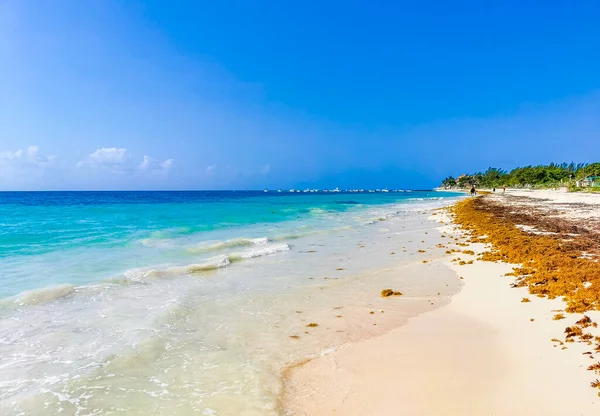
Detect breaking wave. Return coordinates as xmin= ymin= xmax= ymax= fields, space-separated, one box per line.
xmin=189 ymin=226 xmax=353 ymax=254
xmin=228 ymin=243 xmax=290 ymax=261
xmin=119 ymin=243 xmax=290 ymax=282
xmin=7 ymin=284 xmax=75 ymax=306
xmin=188 ymin=237 xmax=269 ymax=253
xmin=4 ymin=243 xmax=291 ymax=307
xmin=408 ymin=197 xmax=445 ymax=201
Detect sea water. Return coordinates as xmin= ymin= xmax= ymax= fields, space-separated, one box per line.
xmin=0 ymin=191 xmax=462 ymax=415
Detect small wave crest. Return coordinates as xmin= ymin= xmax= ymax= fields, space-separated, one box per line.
xmin=162 ymin=256 xmax=233 ymax=277
xmin=118 ymin=243 xmax=290 ymax=283
xmin=407 ymin=197 xmax=445 ymax=201
xmin=189 ymin=230 xmax=324 ymax=253
xmin=229 ymin=243 xmax=290 ymax=261
xmin=361 ymin=210 xmax=404 ymax=225
xmin=10 ymin=284 xmax=75 ymax=306
xmin=309 ymin=208 xmax=329 ymax=215
xmin=7 ymin=241 xmax=293 ymax=306
xmin=187 ymin=237 xmax=269 ymax=254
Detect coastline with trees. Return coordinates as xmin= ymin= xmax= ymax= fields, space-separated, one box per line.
xmin=441 ymin=163 xmax=600 ymax=191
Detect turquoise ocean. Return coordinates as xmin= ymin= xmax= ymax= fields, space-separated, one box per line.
xmin=0 ymin=190 xmax=462 ymax=415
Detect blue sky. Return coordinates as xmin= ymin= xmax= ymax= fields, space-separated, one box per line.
xmin=1 ymin=0 xmax=599 ymax=190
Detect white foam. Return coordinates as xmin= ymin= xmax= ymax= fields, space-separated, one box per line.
xmin=12 ymin=284 xmax=75 ymax=306
xmin=118 ymin=243 xmax=290 ymax=282
xmin=150 ymin=256 xmax=232 ymax=278
xmin=234 ymin=243 xmax=290 ymax=260
xmin=188 ymin=237 xmax=270 ymax=253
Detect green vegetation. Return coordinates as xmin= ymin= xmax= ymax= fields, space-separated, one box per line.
xmin=442 ymin=163 xmax=600 ymax=190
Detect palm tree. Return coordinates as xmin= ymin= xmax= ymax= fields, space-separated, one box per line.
xmin=442 ymin=176 xmax=457 ymax=188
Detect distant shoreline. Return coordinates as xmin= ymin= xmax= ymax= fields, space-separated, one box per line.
xmin=0 ymin=189 xmax=436 ymax=193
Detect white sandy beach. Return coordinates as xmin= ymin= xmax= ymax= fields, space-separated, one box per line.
xmin=507 ymin=188 xmax=600 ymax=204
xmin=283 ymin=191 xmax=600 ymax=415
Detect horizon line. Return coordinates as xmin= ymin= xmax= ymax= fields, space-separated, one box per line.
xmin=0 ymin=188 xmax=436 ymax=193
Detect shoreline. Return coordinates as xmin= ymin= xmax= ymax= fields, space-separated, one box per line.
xmin=274 ymin=208 xmax=464 ymax=413
xmin=0 ymin=193 xmax=465 ymax=415
xmin=282 ymin=190 xmax=600 ymax=415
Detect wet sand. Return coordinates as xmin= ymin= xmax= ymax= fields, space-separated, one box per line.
xmin=282 ymin=193 xmax=600 ymax=415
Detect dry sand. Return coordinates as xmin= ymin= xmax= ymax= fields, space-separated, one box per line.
xmin=282 ymin=198 xmax=600 ymax=416
xmin=500 ymin=189 xmax=600 ymax=232
xmin=506 ymin=188 xmax=600 ymax=205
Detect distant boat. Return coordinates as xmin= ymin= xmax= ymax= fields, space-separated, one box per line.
xmin=382 ymin=188 xmax=389 ymax=193
xmin=332 ymin=187 xmax=340 ymax=193
xmin=277 ymin=190 xmax=281 ymax=193
xmin=264 ymin=190 xmax=268 ymax=192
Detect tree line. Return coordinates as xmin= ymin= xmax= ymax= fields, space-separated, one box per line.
xmin=441 ymin=163 xmax=600 ymax=189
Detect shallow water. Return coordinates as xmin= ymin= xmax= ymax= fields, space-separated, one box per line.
xmin=0 ymin=191 xmax=462 ymax=415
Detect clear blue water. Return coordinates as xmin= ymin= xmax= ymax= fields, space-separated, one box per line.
xmin=0 ymin=189 xmax=466 ymax=415
xmin=0 ymin=190 xmax=455 ymax=299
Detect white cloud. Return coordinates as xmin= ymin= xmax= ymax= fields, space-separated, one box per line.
xmin=139 ymin=155 xmax=174 ymax=174
xmin=260 ymin=164 xmax=271 ymax=175
xmin=0 ymin=146 xmax=58 ymax=183
xmin=89 ymin=147 xmax=129 ymax=164
xmin=77 ymin=147 xmax=174 ymax=177
xmin=0 ymin=145 xmax=56 ymax=167
xmin=0 ymin=150 xmax=23 ymax=161
xmin=77 ymin=147 xmax=131 ymax=172
xmin=26 ymin=146 xmax=57 ymax=166
xmin=0 ymin=149 xmax=23 ymax=160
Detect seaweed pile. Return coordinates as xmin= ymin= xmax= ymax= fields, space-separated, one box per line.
xmin=449 ymin=196 xmax=600 ymax=394
xmin=381 ymin=289 xmax=403 ymax=297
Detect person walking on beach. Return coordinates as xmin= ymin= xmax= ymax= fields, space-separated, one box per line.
xmin=503 ymin=185 xmax=506 ymax=193
xmin=470 ymin=186 xmax=476 ymax=196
